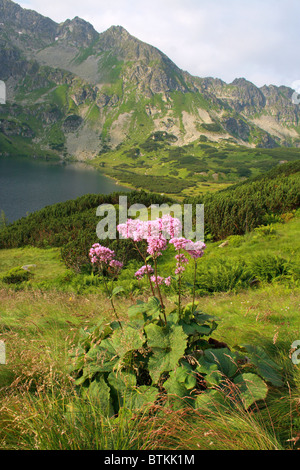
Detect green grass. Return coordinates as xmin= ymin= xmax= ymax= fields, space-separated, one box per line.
xmin=50 ymin=85 xmax=69 ymax=108
xmin=0 ymin=246 xmax=67 ymax=282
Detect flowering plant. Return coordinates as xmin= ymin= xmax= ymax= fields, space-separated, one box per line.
xmin=89 ymin=243 xmax=124 ymax=327
xmin=72 ymin=216 xmax=280 ymax=417
xmin=117 ymin=215 xmax=206 ymax=323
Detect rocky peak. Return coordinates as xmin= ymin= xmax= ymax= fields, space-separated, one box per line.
xmin=57 ymin=16 xmax=98 ymax=47
xmin=102 ymin=25 xmax=131 ymax=39
xmin=98 ymin=25 xmax=152 ymax=59
xmin=0 ymin=0 xmax=57 ymax=44
xmin=97 ymin=24 xmax=187 ymax=90
xmin=228 ymin=77 xmax=266 ymax=114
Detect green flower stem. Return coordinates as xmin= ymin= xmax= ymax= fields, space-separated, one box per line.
xmin=192 ymin=260 xmax=197 ymax=312
xmin=178 ymin=272 xmax=182 ymax=317
xmin=154 ymin=258 xmax=167 ymax=325
xmin=101 ymin=269 xmax=122 ymax=329
xmin=134 ymin=241 xmax=156 ymax=297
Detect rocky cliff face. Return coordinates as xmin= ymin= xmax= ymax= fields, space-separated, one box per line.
xmin=0 ymin=0 xmax=300 ymax=161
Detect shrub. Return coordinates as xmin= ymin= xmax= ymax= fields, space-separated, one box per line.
xmin=195 ymin=259 xmax=252 ymax=295
xmin=1 ymin=266 xmax=33 ymax=284
xmin=253 ymin=224 xmax=277 ymax=238
xmin=249 ymin=255 xmax=296 ymax=283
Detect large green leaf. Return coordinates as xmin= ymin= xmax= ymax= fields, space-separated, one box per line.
xmin=195 ymin=389 xmax=228 ymax=411
xmin=163 ymin=362 xmax=197 ymax=409
xmin=111 ymin=286 xmax=125 ymax=297
xmin=242 ymin=344 xmax=283 ymax=387
xmin=145 ymin=323 xmax=188 ymax=383
xmin=203 ymin=348 xmax=238 ymax=378
xmin=108 ymin=370 xmax=136 ymax=393
xmin=196 ymin=358 xmax=222 ymax=386
xmin=181 ymin=321 xmax=217 ymax=337
xmin=123 ymin=385 xmax=159 ymax=411
xmin=128 ymin=296 xmax=162 ymax=322
xmin=109 ymin=324 xmax=145 ymax=360
xmin=108 ymin=371 xmax=158 ymax=411
xmin=83 ymin=376 xmax=114 ymax=417
xmin=164 ymin=361 xmax=197 ymax=393
xmin=74 ymin=324 xmax=145 ymax=384
xmin=233 ymin=373 xmax=268 ymax=409
xmin=74 ymin=339 xmax=120 ymax=384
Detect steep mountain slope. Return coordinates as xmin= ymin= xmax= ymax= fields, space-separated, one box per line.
xmin=0 ymin=0 xmax=300 ymax=162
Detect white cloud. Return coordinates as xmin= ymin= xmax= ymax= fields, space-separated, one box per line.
xmin=16 ymin=0 xmax=300 ymax=88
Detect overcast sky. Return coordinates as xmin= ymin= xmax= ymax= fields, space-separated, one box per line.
xmin=17 ymin=0 xmax=300 ymax=89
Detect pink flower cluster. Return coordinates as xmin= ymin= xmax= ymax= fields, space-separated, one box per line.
xmin=170 ymin=237 xmax=206 ymax=259
xmin=109 ymin=259 xmax=124 ymax=270
xmin=118 ymin=215 xmax=182 ymax=261
xmin=150 ymin=275 xmax=172 ymax=287
xmin=170 ymin=237 xmax=206 ymax=276
xmin=174 ymin=253 xmax=189 ymax=275
xmin=117 ymin=215 xmax=182 ymax=248
xmin=135 ymin=265 xmax=171 ymax=287
xmin=117 ymin=219 xmax=145 ymax=242
xmin=185 ymin=240 xmax=206 ymax=260
xmin=89 ymin=243 xmax=123 ymax=273
xmin=116 ymin=216 xmax=206 ymax=287
xmin=170 ymin=237 xmax=191 ymax=251
xmin=146 ymin=234 xmax=167 ymax=258
xmin=135 ymin=265 xmax=154 ymax=280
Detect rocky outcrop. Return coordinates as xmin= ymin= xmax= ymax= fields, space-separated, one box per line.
xmin=62 ymin=114 xmax=83 ymax=133
xmin=222 ymin=117 xmax=250 ymax=141
xmin=0 ymin=118 xmax=34 ymax=138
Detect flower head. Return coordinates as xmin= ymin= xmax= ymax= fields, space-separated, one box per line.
xmin=109 ymin=259 xmax=123 ymax=270
xmin=117 ymin=219 xmax=145 ymax=241
xmin=146 ymin=234 xmax=167 ymax=258
xmin=185 ymin=240 xmax=206 ymax=259
xmin=135 ymin=264 xmax=154 ymax=280
xmin=175 ymin=253 xmax=189 ymax=265
xmin=161 ymin=215 xmax=182 ymax=239
xmin=89 ymin=244 xmax=115 ymax=265
xmin=169 ymin=237 xmax=192 ymax=251
xmin=150 ymin=275 xmax=165 ymax=286
xmin=89 ymin=243 xmax=123 ymax=276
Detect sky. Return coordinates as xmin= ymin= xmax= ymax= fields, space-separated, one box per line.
xmin=16 ymin=0 xmax=300 ymax=89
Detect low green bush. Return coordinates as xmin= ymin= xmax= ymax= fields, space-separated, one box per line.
xmin=249 ymin=254 xmax=297 ymax=283
xmin=1 ymin=266 xmax=33 ymax=284
xmin=195 ymin=259 xmax=252 ymax=295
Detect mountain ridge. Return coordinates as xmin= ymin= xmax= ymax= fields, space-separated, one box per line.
xmin=1 ymin=0 xmax=300 ymax=164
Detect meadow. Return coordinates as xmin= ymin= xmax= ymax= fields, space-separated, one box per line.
xmin=90 ymin=135 xmax=300 ymax=197
xmin=0 ymin=204 xmax=299 ymax=450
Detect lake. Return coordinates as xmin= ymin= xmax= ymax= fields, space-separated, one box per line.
xmin=0 ymin=156 xmax=130 ymax=223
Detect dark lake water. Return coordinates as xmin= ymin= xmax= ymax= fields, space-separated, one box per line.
xmin=0 ymin=156 xmax=130 ymax=223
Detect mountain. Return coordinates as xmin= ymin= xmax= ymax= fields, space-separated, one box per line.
xmin=1 ymin=0 xmax=300 ymax=162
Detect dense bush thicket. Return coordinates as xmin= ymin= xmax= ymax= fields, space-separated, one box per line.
xmin=185 ymin=160 xmax=300 ymax=240
xmin=0 ymin=161 xmax=299 ymax=271
xmin=0 ymin=191 xmax=173 ymax=271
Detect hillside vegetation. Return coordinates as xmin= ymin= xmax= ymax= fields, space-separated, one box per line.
xmin=0 ymin=160 xmax=299 ymax=264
